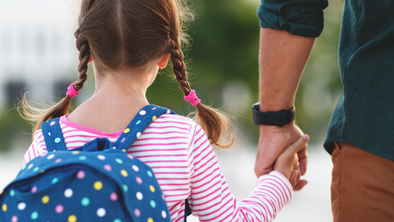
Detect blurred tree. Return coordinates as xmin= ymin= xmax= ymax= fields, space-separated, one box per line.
xmin=148 ymin=0 xmax=345 ymax=146
xmin=0 ymin=108 xmax=30 ymax=152
xmin=2 ymin=0 xmax=345 ymax=152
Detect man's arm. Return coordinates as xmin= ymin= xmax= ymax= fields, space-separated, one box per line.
xmin=255 ymin=28 xmax=315 ymax=190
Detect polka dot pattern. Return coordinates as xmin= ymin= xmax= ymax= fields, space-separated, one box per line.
xmin=42 ymin=195 xmax=50 ymax=204
xmin=47 ymin=154 xmax=55 ymax=159
xmin=31 ymin=211 xmax=38 ymax=220
xmin=31 ymin=186 xmax=37 ymax=193
xmin=161 ymin=210 xmax=167 ymax=218
xmin=134 ymin=209 xmax=141 ymax=217
xmin=81 ymin=197 xmax=90 ymax=206
xmin=11 ymin=215 xmax=17 ymax=222
xmin=64 ymin=188 xmax=73 ymax=198
xmin=97 ymin=155 xmax=106 ymax=160
xmin=132 ymin=165 xmax=139 ymax=172
xmin=97 ymin=208 xmax=106 ymax=217
xmin=1 ymin=106 xmax=173 ymax=222
xmin=52 ymin=177 xmax=59 ymax=184
xmin=68 ymin=215 xmax=77 ymax=222
xmin=121 ymin=169 xmax=128 ymax=177
xmin=17 ymin=202 xmax=26 ymax=210
xmin=136 ymin=192 xmax=143 ymax=200
xmin=77 ymin=170 xmax=85 ymax=179
xmin=55 ymin=205 xmax=64 ymax=214
xmin=110 ymin=192 xmax=118 ymax=201
xmin=104 ymin=164 xmax=112 ymax=171
xmin=150 ymin=200 xmax=156 ymax=208
xmin=94 ymin=181 xmax=103 ymax=190
xmin=123 ymin=184 xmax=128 ymax=192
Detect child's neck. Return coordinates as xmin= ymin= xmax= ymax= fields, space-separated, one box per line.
xmin=67 ymin=63 xmax=158 ymax=133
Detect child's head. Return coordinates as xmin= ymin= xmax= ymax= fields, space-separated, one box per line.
xmin=22 ymin=0 xmax=233 ymax=148
xmin=72 ymin=0 xmax=191 ymax=90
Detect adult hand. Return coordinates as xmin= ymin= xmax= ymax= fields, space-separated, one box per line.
xmin=254 ymin=122 xmax=308 ymax=184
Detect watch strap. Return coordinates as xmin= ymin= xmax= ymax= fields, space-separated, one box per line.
xmin=252 ymin=102 xmax=295 ymax=127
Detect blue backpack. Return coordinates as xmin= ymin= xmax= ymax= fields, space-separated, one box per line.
xmin=0 ymin=105 xmax=186 ymax=222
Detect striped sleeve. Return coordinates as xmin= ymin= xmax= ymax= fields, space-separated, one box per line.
xmin=23 ymin=130 xmax=47 ymax=164
xmin=189 ymin=123 xmax=293 ymax=222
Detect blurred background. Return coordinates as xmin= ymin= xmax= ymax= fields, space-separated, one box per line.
xmin=0 ymin=0 xmax=344 ymax=221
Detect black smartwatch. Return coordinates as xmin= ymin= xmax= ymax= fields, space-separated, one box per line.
xmin=252 ymin=102 xmax=295 ymax=127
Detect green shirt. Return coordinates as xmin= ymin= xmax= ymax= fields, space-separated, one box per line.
xmin=257 ymin=0 xmax=394 ymax=161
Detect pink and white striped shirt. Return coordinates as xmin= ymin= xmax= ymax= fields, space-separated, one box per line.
xmin=24 ymin=114 xmax=293 ymax=222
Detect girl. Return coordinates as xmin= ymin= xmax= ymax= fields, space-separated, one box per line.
xmin=21 ymin=0 xmax=308 ymax=221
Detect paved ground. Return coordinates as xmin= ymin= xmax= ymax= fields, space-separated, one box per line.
xmin=0 ymin=144 xmax=333 ymax=222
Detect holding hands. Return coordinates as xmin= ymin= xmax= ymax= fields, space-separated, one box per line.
xmin=255 ymin=123 xmax=309 ymax=191
xmin=274 ymin=133 xmax=309 ymax=190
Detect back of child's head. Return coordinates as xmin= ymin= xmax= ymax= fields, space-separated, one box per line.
xmin=21 ymin=0 xmax=233 ymax=148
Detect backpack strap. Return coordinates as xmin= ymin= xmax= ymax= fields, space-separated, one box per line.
xmin=41 ymin=118 xmax=67 ymax=152
xmin=184 ymin=199 xmax=192 ymax=221
xmin=113 ymin=104 xmax=175 ymax=151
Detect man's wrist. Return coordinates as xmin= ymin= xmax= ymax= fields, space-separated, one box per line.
xmin=259 ymin=121 xmax=295 ymax=133
xmin=252 ymin=102 xmax=295 ymax=126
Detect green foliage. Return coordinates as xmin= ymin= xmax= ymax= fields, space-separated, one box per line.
xmin=0 ymin=108 xmax=30 ymax=152
xmin=148 ymin=0 xmax=345 ymax=145
xmin=5 ymin=0 xmax=345 ymax=149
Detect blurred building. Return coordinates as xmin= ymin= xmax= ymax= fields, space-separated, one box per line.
xmin=0 ymin=0 xmax=77 ymax=111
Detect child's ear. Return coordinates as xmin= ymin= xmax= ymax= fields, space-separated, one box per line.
xmin=158 ymin=53 xmax=170 ymax=69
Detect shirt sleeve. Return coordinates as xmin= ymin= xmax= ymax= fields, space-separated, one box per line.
xmin=257 ymin=0 xmax=328 ymax=38
xmin=23 ymin=129 xmax=48 ymax=164
xmin=189 ymin=123 xmax=292 ymax=222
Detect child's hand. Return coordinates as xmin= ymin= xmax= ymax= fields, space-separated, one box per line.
xmin=273 ymin=135 xmax=309 ymax=190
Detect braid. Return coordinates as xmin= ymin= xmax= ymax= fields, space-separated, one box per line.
xmin=73 ymin=29 xmax=90 ymax=92
xmin=170 ymin=39 xmax=190 ymax=95
xmin=23 ymin=29 xmax=92 ymax=134
xmin=169 ymin=19 xmax=234 ymax=149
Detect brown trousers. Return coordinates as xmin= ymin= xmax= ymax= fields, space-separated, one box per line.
xmin=331 ymin=143 xmax=394 ymax=222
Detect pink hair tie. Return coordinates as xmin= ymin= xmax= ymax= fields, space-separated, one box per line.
xmin=184 ymin=90 xmax=201 ymax=106
xmin=66 ymin=83 xmax=79 ymax=98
